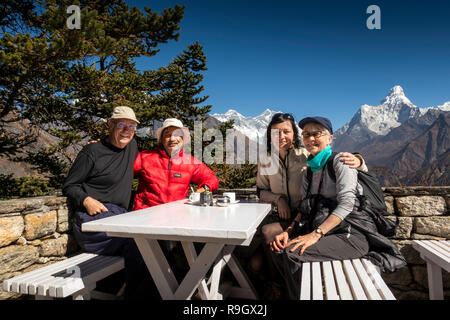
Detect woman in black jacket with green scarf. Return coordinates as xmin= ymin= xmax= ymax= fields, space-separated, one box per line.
xmin=269 ymin=116 xmax=406 ymax=300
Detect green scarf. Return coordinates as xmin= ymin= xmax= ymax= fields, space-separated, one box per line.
xmin=307 ymin=145 xmax=332 ymax=172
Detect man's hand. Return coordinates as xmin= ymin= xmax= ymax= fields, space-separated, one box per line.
xmin=83 ymin=196 xmax=108 ymax=216
xmin=339 ymin=152 xmax=362 ymax=169
xmin=269 ymin=231 xmax=289 ymax=252
xmin=87 ymin=138 xmax=100 ymax=145
xmin=277 ymin=196 xmax=291 ymax=220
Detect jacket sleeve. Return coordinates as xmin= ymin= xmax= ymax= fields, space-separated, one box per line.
xmin=191 ymin=162 xmax=220 ymax=191
xmin=354 ymin=154 xmax=368 ymax=172
xmin=331 ymin=156 xmax=359 ymax=220
xmin=256 ymin=162 xmax=282 ymax=205
xmin=134 ymin=151 xmax=143 ymax=178
xmin=62 ymin=150 xmax=94 ymax=209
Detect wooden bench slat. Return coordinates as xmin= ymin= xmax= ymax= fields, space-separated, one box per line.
xmin=299 ymin=259 xmax=394 ymax=300
xmin=49 ymin=276 xmax=83 ymax=298
xmin=322 ymin=261 xmax=339 ymax=300
xmin=28 ymin=255 xmax=109 ymax=295
xmin=300 ymin=262 xmax=311 ymax=300
xmin=3 ymin=253 xmax=124 ymax=299
xmin=351 ymin=259 xmax=382 ymax=300
xmin=413 ymin=241 xmax=450 ymax=273
xmin=360 ymin=259 xmax=396 ymax=300
xmin=37 ymin=276 xmax=65 ymax=296
xmin=4 ymin=253 xmax=97 ymax=293
xmin=342 ymin=260 xmax=367 ymax=300
xmin=331 ymin=260 xmax=353 ymax=300
xmin=311 ymin=262 xmax=323 ymax=300
xmin=440 ymin=240 xmax=450 ymax=250
xmin=53 ymin=256 xmax=124 ymax=298
xmin=429 ymin=240 xmax=450 ymax=255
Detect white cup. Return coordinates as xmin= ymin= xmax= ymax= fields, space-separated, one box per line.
xmin=223 ymin=192 xmax=235 ymax=203
xmin=189 ymin=192 xmax=200 ymax=203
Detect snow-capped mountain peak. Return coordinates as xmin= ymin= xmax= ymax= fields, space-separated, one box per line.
xmin=334 ymin=85 xmax=449 ymax=152
xmin=340 ymin=86 xmax=430 ymax=136
xmin=224 ymin=109 xmax=244 ymax=117
xmin=211 ymin=108 xmax=282 ymax=141
xmin=381 ymin=85 xmax=413 ymax=106
xmin=437 ymin=102 xmax=450 ymax=111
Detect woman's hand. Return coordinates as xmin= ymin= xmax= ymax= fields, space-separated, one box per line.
xmin=277 ymin=197 xmax=291 ymax=220
xmin=269 ymin=231 xmax=289 ymax=252
xmin=285 ymin=231 xmax=322 ymax=255
xmin=339 ymin=152 xmax=362 ymax=169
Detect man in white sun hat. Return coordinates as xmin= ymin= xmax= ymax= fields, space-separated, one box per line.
xmin=133 ymin=117 xmax=219 ymax=210
xmin=63 ymin=106 xmax=155 ymax=300
xmin=132 ymin=117 xmax=219 ymax=279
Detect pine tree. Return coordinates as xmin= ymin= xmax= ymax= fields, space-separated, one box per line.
xmin=0 ymin=0 xmax=212 ymax=188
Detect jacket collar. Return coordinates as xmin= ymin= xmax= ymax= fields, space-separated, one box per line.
xmin=158 ymin=145 xmax=184 ymax=159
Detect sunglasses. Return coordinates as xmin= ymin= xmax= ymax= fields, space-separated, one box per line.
xmin=301 ymin=130 xmax=328 ymax=139
xmin=115 ymin=122 xmax=137 ymax=131
xmin=273 ymin=113 xmax=294 ymax=120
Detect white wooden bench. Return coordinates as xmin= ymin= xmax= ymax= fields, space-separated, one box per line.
xmin=2 ymin=253 xmax=124 ymax=300
xmin=412 ymin=240 xmax=450 ymax=300
xmin=299 ymin=258 xmax=396 ymax=300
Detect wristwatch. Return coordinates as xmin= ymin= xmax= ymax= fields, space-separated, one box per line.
xmin=315 ymin=228 xmax=324 ymax=238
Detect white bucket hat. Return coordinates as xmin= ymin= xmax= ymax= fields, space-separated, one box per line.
xmin=155 ymin=118 xmax=191 ymax=145
xmin=110 ymin=106 xmax=140 ymax=124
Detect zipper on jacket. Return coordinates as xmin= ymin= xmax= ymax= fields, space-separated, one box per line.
xmin=285 ymin=149 xmax=291 ymax=208
xmin=167 ymin=157 xmax=171 ymax=200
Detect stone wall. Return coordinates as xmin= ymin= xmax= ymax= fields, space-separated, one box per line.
xmin=379 ymin=187 xmax=449 ymax=299
xmin=0 ymin=187 xmax=448 ymax=300
xmin=0 ymin=195 xmax=79 ymax=300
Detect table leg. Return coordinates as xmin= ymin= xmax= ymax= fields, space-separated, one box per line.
xmin=136 ymin=238 xmax=225 ymax=300
xmin=135 ymin=238 xmax=258 ymax=300
xmin=193 ymin=245 xmax=259 ymax=300
xmin=223 ymin=246 xmax=258 ymax=300
xmin=208 ymin=252 xmax=226 ymax=299
xmin=181 ymin=242 xmax=211 ymax=299
xmin=173 ymin=243 xmax=224 ymax=300
xmin=426 ymin=260 xmax=444 ymax=300
xmin=134 ymin=238 xmax=179 ymax=299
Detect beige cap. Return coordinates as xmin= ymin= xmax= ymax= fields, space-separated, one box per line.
xmin=110 ymin=106 xmax=140 ymax=124
xmin=155 ymin=118 xmax=191 ymax=144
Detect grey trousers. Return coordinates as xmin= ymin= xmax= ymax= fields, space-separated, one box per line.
xmin=269 ymin=227 xmax=369 ymax=299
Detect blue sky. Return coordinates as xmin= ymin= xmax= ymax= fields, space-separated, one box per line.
xmin=129 ymin=0 xmax=450 ymax=130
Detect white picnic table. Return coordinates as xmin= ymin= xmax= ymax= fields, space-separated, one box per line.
xmin=82 ymin=199 xmax=271 ymax=300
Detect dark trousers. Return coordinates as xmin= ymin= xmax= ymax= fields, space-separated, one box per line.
xmin=72 ymin=203 xmax=158 ymax=300
xmin=269 ymin=227 xmax=370 ymax=299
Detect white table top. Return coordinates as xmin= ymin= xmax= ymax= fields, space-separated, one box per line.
xmin=82 ymin=200 xmax=271 ymax=245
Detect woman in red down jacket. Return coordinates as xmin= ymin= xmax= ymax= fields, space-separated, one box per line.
xmin=133 ymin=118 xmax=219 ymax=210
